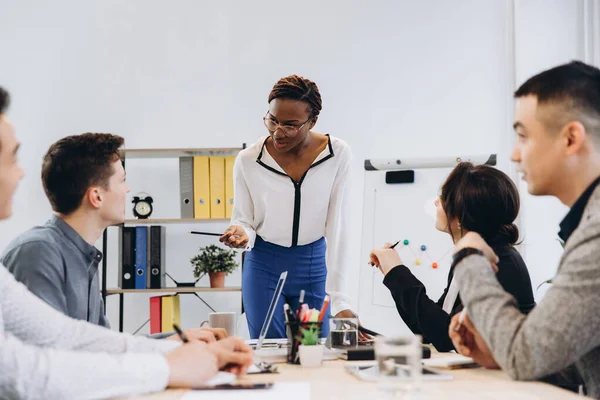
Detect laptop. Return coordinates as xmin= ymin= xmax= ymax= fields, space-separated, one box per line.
xmin=251 ymin=271 xmax=287 ymax=350
xmin=246 ymin=271 xmax=291 ymax=364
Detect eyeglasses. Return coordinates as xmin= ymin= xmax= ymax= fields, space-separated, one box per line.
xmin=263 ymin=112 xmax=312 ymax=137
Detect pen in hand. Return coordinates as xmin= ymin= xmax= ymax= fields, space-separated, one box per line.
xmin=369 ymin=240 xmax=401 ymax=267
xmin=389 ymin=241 xmax=401 ymax=249
xmin=173 ymin=323 xmax=189 ymax=343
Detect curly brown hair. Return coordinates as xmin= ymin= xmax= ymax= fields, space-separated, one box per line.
xmin=268 ymin=75 xmax=322 ymax=118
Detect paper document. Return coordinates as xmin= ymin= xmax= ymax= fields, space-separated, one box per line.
xmin=204 ymin=372 xmax=237 ymax=386
xmin=181 ymin=382 xmax=310 ymax=400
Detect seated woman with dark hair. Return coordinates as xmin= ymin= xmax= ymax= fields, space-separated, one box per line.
xmin=369 ymin=162 xmax=535 ymax=352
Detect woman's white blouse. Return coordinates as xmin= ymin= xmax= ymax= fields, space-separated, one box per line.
xmin=230 ymin=135 xmax=353 ymax=315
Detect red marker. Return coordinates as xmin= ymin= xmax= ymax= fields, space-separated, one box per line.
xmin=318 ymin=295 xmax=330 ymax=322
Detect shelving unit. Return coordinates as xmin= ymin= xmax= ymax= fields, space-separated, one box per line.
xmin=123 ymin=218 xmax=230 ymax=224
xmin=122 ymin=148 xmax=242 ymax=159
xmin=101 ymin=146 xmax=244 ymax=332
xmin=105 ymin=287 xmax=242 ymax=295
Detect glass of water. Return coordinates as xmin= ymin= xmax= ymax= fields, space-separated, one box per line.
xmin=328 ymin=317 xmax=359 ymax=347
xmin=374 ymin=335 xmax=422 ymax=396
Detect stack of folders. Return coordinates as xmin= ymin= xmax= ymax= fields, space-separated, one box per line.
xmin=149 ymin=295 xmax=181 ymax=334
xmin=118 ymin=225 xmax=166 ymax=290
xmin=179 ymin=156 xmax=235 ymax=220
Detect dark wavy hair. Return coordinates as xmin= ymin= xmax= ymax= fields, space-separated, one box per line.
xmin=440 ymin=162 xmax=520 ymax=246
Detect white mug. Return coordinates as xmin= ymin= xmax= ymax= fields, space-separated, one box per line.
xmin=201 ymin=312 xmax=236 ymax=336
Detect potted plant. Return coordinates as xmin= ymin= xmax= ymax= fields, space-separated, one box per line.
xmin=297 ymin=324 xmax=323 ymax=367
xmin=190 ymin=245 xmax=238 ymax=288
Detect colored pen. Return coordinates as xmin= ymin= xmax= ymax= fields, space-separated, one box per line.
xmin=283 ymin=303 xmax=291 ymax=324
xmin=297 ymin=290 xmax=305 ymax=317
xmin=173 ymin=323 xmax=189 ymax=343
xmin=299 ymin=304 xmax=309 ymax=322
xmin=303 ymin=309 xmax=313 ymax=322
xmin=370 ymin=240 xmax=401 ymax=266
xmin=318 ymin=295 xmax=330 ymax=322
xmin=284 ymin=303 xmax=296 ymax=322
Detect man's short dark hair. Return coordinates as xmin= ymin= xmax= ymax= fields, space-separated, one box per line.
xmin=0 ymin=87 xmax=9 ymax=115
xmin=41 ymin=133 xmax=124 ymax=215
xmin=0 ymin=86 xmax=10 ymax=152
xmin=514 ymin=60 xmax=600 ymax=135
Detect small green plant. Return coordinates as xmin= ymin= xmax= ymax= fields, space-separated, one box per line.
xmin=190 ymin=245 xmax=238 ymax=278
xmin=298 ymin=324 xmax=320 ymax=346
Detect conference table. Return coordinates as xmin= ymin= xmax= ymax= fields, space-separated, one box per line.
xmin=123 ymin=350 xmax=585 ymax=400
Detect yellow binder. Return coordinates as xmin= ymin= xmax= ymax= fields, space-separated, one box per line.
xmin=160 ymin=295 xmax=180 ymax=333
xmin=209 ymin=156 xmax=226 ymax=219
xmin=225 ymin=156 xmax=235 ymax=219
xmin=193 ymin=156 xmax=210 ymax=219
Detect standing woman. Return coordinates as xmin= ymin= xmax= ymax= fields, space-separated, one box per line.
xmin=221 ymin=75 xmax=356 ymax=339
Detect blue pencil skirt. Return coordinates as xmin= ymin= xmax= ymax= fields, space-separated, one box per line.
xmin=242 ymin=236 xmax=331 ymax=339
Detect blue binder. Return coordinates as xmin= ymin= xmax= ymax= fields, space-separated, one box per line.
xmin=134 ymin=226 xmax=148 ymax=289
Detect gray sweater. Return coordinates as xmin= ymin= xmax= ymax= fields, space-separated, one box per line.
xmin=455 ymin=185 xmax=600 ymax=398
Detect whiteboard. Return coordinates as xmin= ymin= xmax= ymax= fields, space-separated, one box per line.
xmin=358 ymin=167 xmax=456 ymax=337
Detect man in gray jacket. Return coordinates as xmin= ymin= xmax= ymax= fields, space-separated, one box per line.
xmin=447 ymin=61 xmax=600 ymax=397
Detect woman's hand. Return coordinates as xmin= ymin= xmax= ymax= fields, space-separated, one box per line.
xmin=369 ymin=242 xmax=403 ymax=276
xmin=334 ymin=309 xmax=373 ymax=344
xmin=219 ymin=225 xmax=248 ymax=249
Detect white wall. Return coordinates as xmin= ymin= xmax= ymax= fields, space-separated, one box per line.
xmin=514 ymin=0 xmax=600 ymax=299
xmin=0 ymin=0 xmax=597 ymax=334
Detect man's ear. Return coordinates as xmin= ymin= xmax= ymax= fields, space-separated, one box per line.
xmin=563 ymin=121 xmax=586 ymax=156
xmin=310 ymin=116 xmax=318 ymax=130
xmin=86 ymin=187 xmax=103 ymax=209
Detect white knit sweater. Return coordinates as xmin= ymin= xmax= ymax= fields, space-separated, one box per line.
xmin=0 ymin=263 xmax=180 ymax=399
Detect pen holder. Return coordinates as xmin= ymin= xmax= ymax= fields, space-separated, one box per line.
xmin=285 ymin=321 xmax=322 ymax=365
